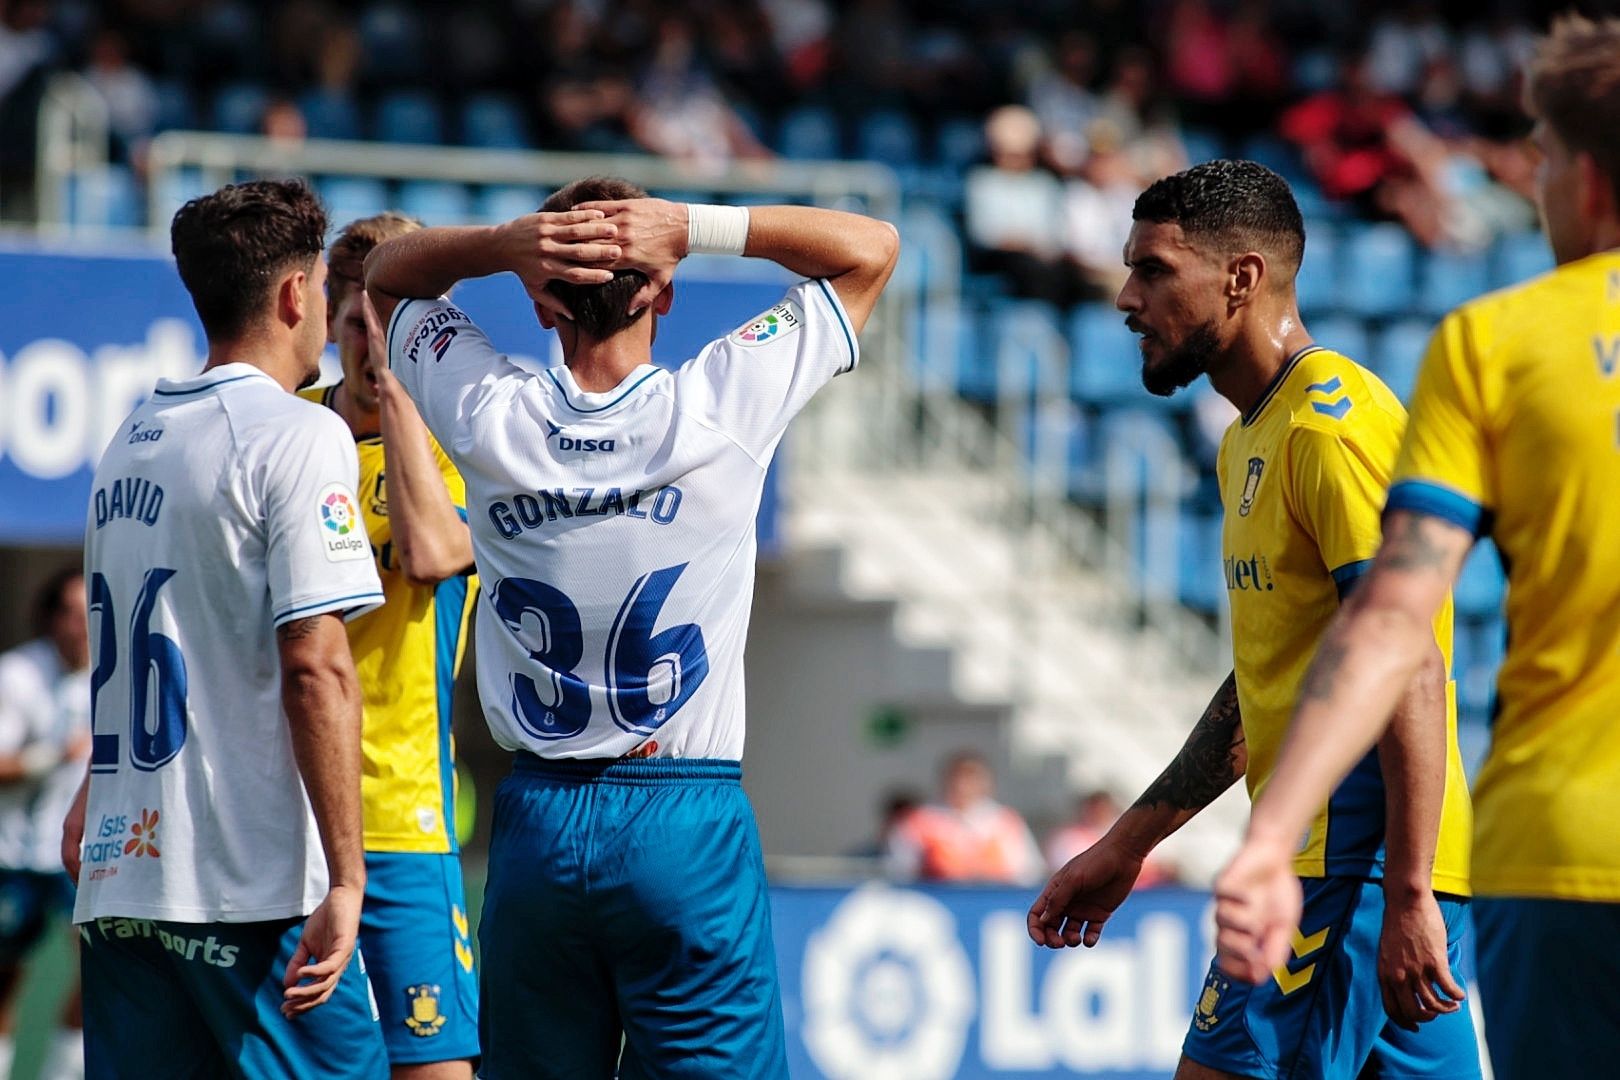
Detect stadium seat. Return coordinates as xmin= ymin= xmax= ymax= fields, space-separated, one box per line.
xmin=211 ymin=82 xmax=267 ymax=135
xmin=153 ymin=80 xmax=197 ymax=133
xmin=298 ymin=89 xmax=363 ymax=141
xmin=374 ymin=91 xmax=445 ymax=146
xmin=1307 ymin=314 xmax=1371 ymax=369
xmin=1370 ymin=319 xmax=1431 ymax=401
xmin=1339 ymin=222 xmax=1417 ymax=318
xmin=63 ymin=165 xmax=142 ymax=230
xmin=1418 ymin=247 xmax=1493 ymax=318
xmin=1069 ymin=305 xmax=1161 ymax=409
xmin=856 ymin=111 xmax=921 ymax=166
xmin=1295 ymin=220 xmax=1338 ymax=315
xmin=1177 ymin=509 xmax=1225 ymax=614
xmin=987 ymin=301 xmax=1067 ymax=403
xmin=399 ymin=180 xmax=474 ymax=224
xmin=1238 ymin=134 xmax=1308 ymax=186
xmin=935 ymin=116 xmax=985 ymax=169
xmin=1454 ymin=539 xmax=1506 ymax=619
xmin=358 ymin=2 xmax=426 ymax=82
xmin=776 ymin=106 xmax=841 ymax=160
xmin=317 ymin=177 xmax=389 ymax=225
xmin=475 ymin=185 xmax=543 ymax=224
xmin=1181 ymin=128 xmax=1226 ymax=166
xmin=949 ymin=307 xmax=998 ymax=402
xmin=460 ymin=94 xmax=532 ymax=150
xmin=152 ymin=167 xmax=212 ymax=230
xmin=1492 ymin=230 xmax=1554 ymax=289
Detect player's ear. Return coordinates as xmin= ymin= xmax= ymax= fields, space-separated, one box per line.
xmin=278 ymin=269 xmax=308 ymax=329
xmin=1228 ymin=252 xmax=1264 ymax=309
xmin=534 ymin=300 xmax=557 ymax=331
xmin=654 ymin=282 xmax=675 ymax=317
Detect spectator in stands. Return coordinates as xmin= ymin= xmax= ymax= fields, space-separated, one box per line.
xmin=1044 ymin=791 xmax=1177 ymax=886
xmin=851 ymin=789 xmax=922 ymax=865
xmin=1026 ymin=31 xmax=1103 ymax=158
xmin=629 ymin=15 xmax=770 ymax=170
xmin=887 ymin=751 xmax=1044 ymax=885
xmin=1096 ymin=48 xmax=1188 ymax=181
xmin=760 ymin=0 xmax=832 ymax=91
xmin=260 ymin=96 xmax=307 ymax=144
xmin=1365 ymin=0 xmax=1452 ymax=97
xmin=83 ymin=27 xmax=157 ymax=164
xmin=965 ymin=104 xmax=1075 ymax=304
xmin=1061 ymin=121 xmax=1149 ymax=300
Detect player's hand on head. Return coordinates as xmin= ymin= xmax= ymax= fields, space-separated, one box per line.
xmin=1376 ymin=889 xmax=1465 ymax=1031
xmin=1212 ymin=835 xmax=1301 ymax=984
xmin=1025 ymin=839 xmax=1144 ymax=950
xmin=498 ymin=210 xmax=620 ymax=292
xmin=574 ymin=198 xmax=688 ymax=315
xmin=281 ymin=883 xmax=364 ymax=1018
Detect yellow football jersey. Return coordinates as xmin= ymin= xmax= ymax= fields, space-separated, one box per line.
xmin=1219 ymin=346 xmax=1471 ymax=893
xmin=1388 ymin=250 xmax=1620 ymax=901
xmin=300 ymin=384 xmax=476 ymax=853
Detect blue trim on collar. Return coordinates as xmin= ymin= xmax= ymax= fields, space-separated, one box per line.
xmin=151 ymin=372 xmax=263 ymax=398
xmin=545 ymin=368 xmax=664 ymax=414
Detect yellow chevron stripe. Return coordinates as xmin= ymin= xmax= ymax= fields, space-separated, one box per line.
xmin=452 ymin=905 xmax=470 ymax=940
xmin=1273 ymin=961 xmax=1316 ymax=996
xmin=1292 ymin=926 xmax=1330 ymax=958
xmin=454 ymin=939 xmax=475 ymax=973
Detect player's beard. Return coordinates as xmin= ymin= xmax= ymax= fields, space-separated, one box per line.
xmin=1140 ymin=320 xmax=1221 ymax=397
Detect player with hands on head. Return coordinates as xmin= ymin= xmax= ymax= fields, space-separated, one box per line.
xmin=366 ymin=178 xmax=897 ymax=1079
xmin=1213 ymin=17 xmax=1620 ymax=1079
xmin=1027 ymin=160 xmax=1479 ymax=1080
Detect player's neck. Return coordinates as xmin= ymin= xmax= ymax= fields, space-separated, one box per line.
xmin=1208 ymin=311 xmax=1314 ymax=418
xmin=329 ymin=381 xmax=380 ymax=438
xmin=563 ymin=339 xmax=653 ymax=393
xmin=201 ymin=332 xmax=304 ymax=393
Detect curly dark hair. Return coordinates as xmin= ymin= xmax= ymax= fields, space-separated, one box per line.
xmin=541 ymin=176 xmax=650 ymax=340
xmin=171 ymin=179 xmax=328 ymax=339
xmin=1133 ymin=160 xmax=1305 ymax=276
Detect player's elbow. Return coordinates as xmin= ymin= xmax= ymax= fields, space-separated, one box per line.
xmin=396 ymin=536 xmax=470 ymax=586
xmin=863 ymin=219 xmax=901 ymax=278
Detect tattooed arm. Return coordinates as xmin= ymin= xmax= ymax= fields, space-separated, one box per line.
xmin=1028 ymin=673 xmax=1243 ymax=948
xmin=1213 ymin=510 xmax=1472 ymax=983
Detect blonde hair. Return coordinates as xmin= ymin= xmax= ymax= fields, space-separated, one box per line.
xmin=327 ymin=210 xmax=422 ymax=312
xmin=1525 ymin=14 xmax=1620 ymax=205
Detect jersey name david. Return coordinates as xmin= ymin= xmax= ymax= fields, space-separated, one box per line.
xmin=1219 ymin=347 xmax=1471 ymax=892
xmin=75 ymin=365 xmax=383 ymax=924
xmin=388 ymin=280 xmax=857 ymax=761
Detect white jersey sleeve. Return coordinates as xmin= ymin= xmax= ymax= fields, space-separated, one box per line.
xmin=386 ymin=296 xmax=524 ymax=451
xmin=257 ymin=408 xmax=384 ymax=626
xmin=686 ymin=278 xmax=859 ymax=463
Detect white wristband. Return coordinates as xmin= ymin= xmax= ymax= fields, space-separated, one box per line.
xmin=686 ymin=204 xmax=750 ymax=256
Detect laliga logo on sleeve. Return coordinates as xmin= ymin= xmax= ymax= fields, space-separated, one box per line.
xmin=318 ymin=483 xmax=370 ymax=562
xmin=730 ymin=299 xmax=804 ymax=348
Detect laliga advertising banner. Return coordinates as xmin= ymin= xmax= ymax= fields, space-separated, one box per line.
xmin=0 ymin=241 xmax=789 ymax=546
xmin=774 ymin=884 xmax=1215 ymax=1080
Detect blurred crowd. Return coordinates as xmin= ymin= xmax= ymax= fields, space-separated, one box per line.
xmin=1 ymin=0 xmax=1547 ymax=270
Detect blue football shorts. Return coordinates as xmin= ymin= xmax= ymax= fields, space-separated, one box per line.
xmin=478 ymin=755 xmax=787 ymax=1079
xmin=79 ymin=914 xmax=388 ymax=1079
xmin=361 ymin=851 xmax=480 ymax=1066
xmin=1474 ymin=896 xmax=1620 ymax=1080
xmin=1183 ymin=875 xmax=1481 ymax=1079
xmin=0 ymin=868 xmax=74 ymax=962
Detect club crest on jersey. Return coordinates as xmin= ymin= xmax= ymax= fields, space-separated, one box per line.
xmin=404 ymin=985 xmax=446 ymax=1037
xmin=1193 ymin=971 xmax=1228 ymax=1031
xmin=1238 ymin=456 xmax=1264 ymax=517
xmin=730 ymin=299 xmax=803 ymax=348
xmin=317 ymin=483 xmax=370 ymax=562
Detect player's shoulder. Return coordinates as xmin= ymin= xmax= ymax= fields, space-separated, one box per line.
xmin=391 ymin=296 xmax=478 ymax=365
xmin=1282 ymin=347 xmax=1405 ymax=439
xmin=225 ymin=382 xmax=352 ymax=453
xmin=1440 ymin=251 xmax=1616 ymax=354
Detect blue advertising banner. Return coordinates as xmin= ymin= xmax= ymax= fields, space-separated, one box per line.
xmin=0 ymin=242 xmax=790 ymax=545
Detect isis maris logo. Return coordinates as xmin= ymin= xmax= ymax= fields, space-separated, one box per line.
xmin=123 ymin=809 xmax=160 ymax=858
xmin=404 ymin=985 xmax=447 ymax=1037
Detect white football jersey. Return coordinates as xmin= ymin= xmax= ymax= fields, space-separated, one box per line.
xmin=387 ymin=279 xmax=857 ymax=760
xmin=74 ymin=364 xmax=383 ymax=924
xmin=0 ymin=639 xmax=90 ymax=872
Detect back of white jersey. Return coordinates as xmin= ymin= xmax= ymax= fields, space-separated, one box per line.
xmin=75 ymin=365 xmax=383 ymax=924
xmin=388 ymin=279 xmax=857 ymax=760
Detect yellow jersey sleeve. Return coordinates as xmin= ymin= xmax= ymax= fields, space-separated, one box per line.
xmin=1283 ymin=425 xmax=1388 ymax=591
xmin=1387 ymin=314 xmax=1495 ymax=535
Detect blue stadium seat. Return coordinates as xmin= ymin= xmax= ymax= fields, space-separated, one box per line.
xmin=211 ymin=82 xmax=267 ymax=135
xmin=1238 ymin=134 xmax=1308 ymax=186
xmin=950 ymin=307 xmax=995 ymax=402
xmin=359 ymin=2 xmax=425 ymax=82
xmin=475 ymin=185 xmax=543 ymax=224
xmin=1296 ymin=220 xmax=1338 ymax=314
xmin=374 ymin=91 xmax=445 ymax=146
xmin=1492 ymin=230 xmax=1554 ymax=289
xmin=1069 ymin=304 xmax=1152 ymax=408
xmin=64 ymin=165 xmax=142 ymax=229
xmin=461 ymin=94 xmax=531 ymax=149
xmin=1370 ymin=319 xmax=1431 ymax=401
xmin=153 ymin=167 xmax=211 ymax=229
xmin=1418 ymin=248 xmax=1493 ymax=318
xmin=988 ymin=301 xmax=1067 ymax=403
xmin=1178 ymin=509 xmax=1225 ymax=614
xmin=398 ymin=180 xmax=473 ymax=224
xmin=1339 ymin=222 xmax=1417 ymax=318
xmin=776 ymin=106 xmax=841 ymax=160
xmin=153 ymin=80 xmax=196 ymax=133
xmin=298 ymin=90 xmax=362 ymax=141
xmin=1307 ymin=314 xmax=1371 ymax=368
xmin=935 ymin=117 xmax=984 ymax=168
xmin=1181 ymin=128 xmax=1226 ymax=165
xmin=318 ymin=177 xmax=389 ymax=225
xmin=856 ymin=111 xmax=921 ymax=165
xmin=1454 ymin=539 xmax=1506 ymax=619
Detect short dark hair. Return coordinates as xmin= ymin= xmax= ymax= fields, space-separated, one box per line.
xmin=1525 ymin=14 xmax=1620 ymax=209
xmin=171 ymin=179 xmax=328 ymax=340
xmin=1132 ymin=160 xmax=1305 ymax=276
xmin=328 ymin=211 xmax=421 ymax=314
xmin=34 ymin=566 xmax=82 ymax=636
xmin=542 ymin=176 xmax=649 ymax=339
